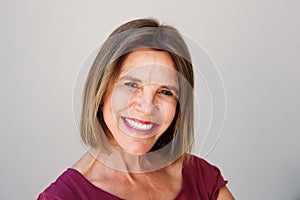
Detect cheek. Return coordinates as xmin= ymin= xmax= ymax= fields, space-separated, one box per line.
xmin=110 ymin=86 xmax=133 ymax=113
xmin=161 ymin=102 xmax=177 ymax=125
xmin=103 ymin=86 xmax=132 ymax=134
xmin=103 ymin=86 xmax=129 ymax=122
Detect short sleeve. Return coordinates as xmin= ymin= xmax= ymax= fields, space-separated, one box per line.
xmin=181 ymin=155 xmax=228 ymax=200
xmin=201 ymin=159 xmax=228 ymax=200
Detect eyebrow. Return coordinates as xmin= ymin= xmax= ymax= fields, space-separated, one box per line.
xmin=119 ymin=75 xmax=179 ymax=94
xmin=119 ymin=75 xmax=142 ymax=83
xmin=163 ymin=85 xmax=179 ymax=95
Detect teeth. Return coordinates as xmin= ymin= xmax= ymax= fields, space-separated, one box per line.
xmin=125 ymin=118 xmax=154 ymax=131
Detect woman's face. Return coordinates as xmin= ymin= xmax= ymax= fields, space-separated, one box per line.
xmin=102 ymin=49 xmax=178 ymax=154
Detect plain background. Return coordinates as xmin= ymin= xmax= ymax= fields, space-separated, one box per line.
xmin=1 ymin=0 xmax=299 ymax=199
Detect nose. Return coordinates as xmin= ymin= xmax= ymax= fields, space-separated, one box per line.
xmin=132 ymin=86 xmax=158 ymax=115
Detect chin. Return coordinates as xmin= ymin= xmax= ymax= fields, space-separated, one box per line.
xmin=115 ymin=133 xmax=160 ymax=155
xmin=121 ymin=143 xmax=153 ymax=155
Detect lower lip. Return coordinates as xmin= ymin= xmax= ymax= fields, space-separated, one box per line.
xmin=121 ymin=117 xmax=158 ymax=137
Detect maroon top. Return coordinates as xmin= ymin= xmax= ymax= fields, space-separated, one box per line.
xmin=38 ymin=155 xmax=227 ymax=200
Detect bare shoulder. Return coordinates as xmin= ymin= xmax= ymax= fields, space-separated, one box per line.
xmin=217 ymin=186 xmax=235 ymax=200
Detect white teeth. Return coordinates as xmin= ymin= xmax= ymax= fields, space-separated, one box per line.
xmin=125 ymin=118 xmax=154 ymax=131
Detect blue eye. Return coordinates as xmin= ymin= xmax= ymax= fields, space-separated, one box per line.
xmin=124 ymin=82 xmax=139 ymax=88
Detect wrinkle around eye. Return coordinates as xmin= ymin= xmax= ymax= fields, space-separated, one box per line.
xmin=157 ymin=89 xmax=178 ymax=101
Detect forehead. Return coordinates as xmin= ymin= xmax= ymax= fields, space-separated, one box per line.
xmin=119 ymin=49 xmax=178 ymax=85
xmin=121 ymin=49 xmax=175 ymax=70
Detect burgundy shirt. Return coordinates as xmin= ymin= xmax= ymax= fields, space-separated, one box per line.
xmin=38 ymin=155 xmax=227 ymax=200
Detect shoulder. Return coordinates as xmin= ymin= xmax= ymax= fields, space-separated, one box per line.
xmin=37 ymin=152 xmax=117 ymax=200
xmin=37 ymin=168 xmax=85 ymax=200
xmin=37 ymin=152 xmax=99 ymax=200
xmin=182 ymin=154 xmax=228 ymax=200
xmin=184 ymin=155 xmax=224 ymax=177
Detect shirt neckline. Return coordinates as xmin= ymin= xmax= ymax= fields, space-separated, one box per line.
xmin=67 ymin=160 xmax=188 ymax=200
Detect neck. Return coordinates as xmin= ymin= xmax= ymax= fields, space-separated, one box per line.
xmin=89 ymin=146 xmax=183 ymax=173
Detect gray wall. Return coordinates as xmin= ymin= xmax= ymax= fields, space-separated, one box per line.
xmin=1 ymin=0 xmax=299 ymax=199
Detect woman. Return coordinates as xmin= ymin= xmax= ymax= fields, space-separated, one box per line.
xmin=38 ymin=18 xmax=234 ymax=200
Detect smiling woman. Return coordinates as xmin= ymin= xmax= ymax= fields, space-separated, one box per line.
xmin=37 ymin=18 xmax=234 ymax=200
xmin=103 ymin=50 xmax=178 ymax=154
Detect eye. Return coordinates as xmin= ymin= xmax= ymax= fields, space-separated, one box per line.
xmin=124 ymin=82 xmax=139 ymax=88
xmin=158 ymin=89 xmax=175 ymax=97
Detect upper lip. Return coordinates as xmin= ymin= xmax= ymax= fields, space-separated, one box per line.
xmin=124 ymin=117 xmax=155 ymax=125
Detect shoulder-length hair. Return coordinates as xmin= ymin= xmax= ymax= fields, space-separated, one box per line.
xmin=80 ymin=18 xmax=194 ymax=160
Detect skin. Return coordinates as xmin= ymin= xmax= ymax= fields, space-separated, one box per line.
xmin=218 ymin=187 xmax=235 ymax=199
xmin=73 ymin=152 xmax=183 ymax=200
xmin=102 ymin=49 xmax=178 ymax=154
xmin=73 ymin=49 xmax=234 ymax=199
xmin=73 ymin=152 xmax=234 ymax=200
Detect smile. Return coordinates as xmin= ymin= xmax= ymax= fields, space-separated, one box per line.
xmin=124 ymin=117 xmax=154 ymax=131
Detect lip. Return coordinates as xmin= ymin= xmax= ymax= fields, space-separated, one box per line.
xmin=121 ymin=117 xmax=159 ymax=137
